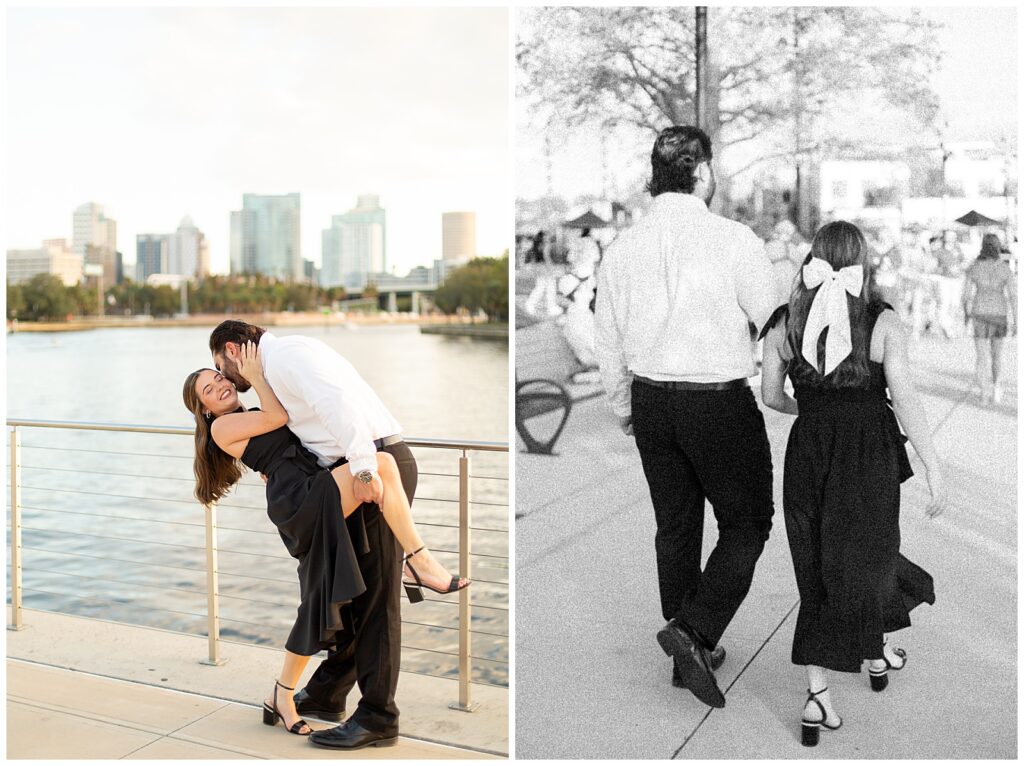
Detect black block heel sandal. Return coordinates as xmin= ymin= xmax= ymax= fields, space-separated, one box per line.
xmin=262 ymin=680 xmax=311 ymax=735
xmin=402 ymin=546 xmax=471 ymax=599
xmin=801 ymin=687 xmax=842 ymax=747
xmin=869 ymin=641 xmax=907 ymax=692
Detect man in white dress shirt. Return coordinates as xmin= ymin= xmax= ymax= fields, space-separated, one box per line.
xmin=210 ymin=320 xmax=413 ymax=749
xmin=595 ymin=126 xmax=776 ymax=709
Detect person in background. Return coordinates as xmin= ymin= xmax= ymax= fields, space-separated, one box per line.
xmin=933 ymin=230 xmax=966 ymax=338
xmin=963 ymin=233 xmax=1017 ymax=404
xmin=524 ymin=230 xmax=562 ymax=318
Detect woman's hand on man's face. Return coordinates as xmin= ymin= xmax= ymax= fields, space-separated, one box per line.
xmin=235 ymin=341 xmax=263 ymax=383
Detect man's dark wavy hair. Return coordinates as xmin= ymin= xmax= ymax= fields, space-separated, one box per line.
xmin=646 ymin=125 xmax=713 ymax=197
xmin=208 ymin=319 xmax=266 ymax=357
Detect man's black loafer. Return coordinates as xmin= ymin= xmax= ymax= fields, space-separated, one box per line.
xmin=308 ymin=719 xmax=398 ymax=750
xmin=657 ymin=619 xmax=726 ymax=708
xmin=673 ymin=645 xmax=725 ymax=687
xmin=293 ymin=688 xmax=345 ymax=723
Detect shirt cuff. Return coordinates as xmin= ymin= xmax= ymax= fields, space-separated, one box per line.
xmin=347 ymin=454 xmax=378 ymax=475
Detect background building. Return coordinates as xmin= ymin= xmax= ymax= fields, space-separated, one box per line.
xmin=320 ymin=193 xmax=386 ymax=291
xmin=229 ymin=193 xmax=302 ymax=280
xmin=6 ymin=239 xmax=83 ymax=286
xmin=442 ymin=211 xmax=476 ymax=263
xmin=168 ymin=215 xmax=208 ymax=281
xmin=135 ymin=234 xmax=170 ymax=283
xmin=73 ymin=202 xmax=119 ymax=285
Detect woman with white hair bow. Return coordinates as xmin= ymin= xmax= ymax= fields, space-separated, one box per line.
xmin=759 ymin=220 xmax=947 ymax=747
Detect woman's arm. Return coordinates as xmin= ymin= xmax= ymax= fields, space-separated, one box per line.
xmin=1003 ymin=266 xmax=1017 ymax=331
xmin=211 ymin=341 xmax=289 ymax=455
xmin=881 ymin=314 xmax=945 ymax=517
xmin=760 ymin=322 xmax=798 ymax=415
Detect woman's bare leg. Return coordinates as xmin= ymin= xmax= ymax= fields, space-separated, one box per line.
xmin=974 ymin=337 xmax=992 ymax=399
xmin=331 ymin=453 xmax=468 ymax=592
xmin=264 ymin=650 xmax=312 ymax=734
xmin=804 ymin=665 xmax=839 ymax=726
xmin=991 ymin=337 xmax=1006 ymax=401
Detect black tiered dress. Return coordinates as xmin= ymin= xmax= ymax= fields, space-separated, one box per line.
xmin=762 ymin=301 xmax=935 ymax=672
xmin=240 ymin=422 xmax=369 ymax=656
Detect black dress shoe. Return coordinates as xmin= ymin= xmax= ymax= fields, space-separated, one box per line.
xmin=308 ymin=719 xmax=398 ymax=750
xmin=657 ymin=619 xmax=726 ymax=708
xmin=293 ymin=688 xmax=345 ymax=723
xmin=673 ymin=645 xmax=725 ymax=687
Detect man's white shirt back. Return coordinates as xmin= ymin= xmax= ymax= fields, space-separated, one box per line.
xmin=258 ymin=332 xmax=402 ymax=475
xmin=595 ymin=193 xmax=775 ymax=418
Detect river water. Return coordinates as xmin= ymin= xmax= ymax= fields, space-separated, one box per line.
xmin=6 ymin=323 xmax=509 ymax=686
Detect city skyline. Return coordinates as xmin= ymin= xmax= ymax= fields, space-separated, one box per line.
xmin=6 ymin=7 xmax=509 ymax=274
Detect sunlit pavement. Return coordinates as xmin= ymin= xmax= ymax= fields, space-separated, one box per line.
xmin=515 ymin=329 xmax=1016 ymax=759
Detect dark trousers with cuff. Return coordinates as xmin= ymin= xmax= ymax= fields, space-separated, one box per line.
xmin=631 ymin=380 xmax=774 ymax=648
xmin=302 ymin=441 xmax=418 ymax=735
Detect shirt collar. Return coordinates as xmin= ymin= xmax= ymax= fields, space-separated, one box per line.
xmin=650 ymin=192 xmax=709 ymax=217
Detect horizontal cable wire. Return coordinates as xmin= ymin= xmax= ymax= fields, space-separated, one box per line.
xmin=21 ymin=545 xmax=207 ymax=575
xmin=19 ymin=506 xmax=205 ymax=529
xmin=21 ymin=526 xmax=206 ymax=552
xmin=20 ymin=444 xmax=194 ymax=460
xmin=20 ymin=586 xmax=209 ymax=621
xmin=401 ymin=619 xmax=508 ymax=638
xmin=19 ymin=464 xmax=196 ymax=483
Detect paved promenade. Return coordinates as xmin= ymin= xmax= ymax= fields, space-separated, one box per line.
xmin=515 ymin=329 xmax=1016 ymax=759
xmin=7 ymin=609 xmax=507 ymax=759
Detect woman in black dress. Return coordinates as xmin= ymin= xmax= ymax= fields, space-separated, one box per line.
xmin=182 ymin=342 xmax=468 ymax=736
xmin=759 ymin=221 xmax=947 ymax=747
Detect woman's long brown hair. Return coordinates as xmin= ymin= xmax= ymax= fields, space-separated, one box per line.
xmin=182 ymin=369 xmax=243 ymax=507
xmin=785 ymin=221 xmax=873 ymax=388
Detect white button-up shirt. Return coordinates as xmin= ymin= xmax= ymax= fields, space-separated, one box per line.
xmin=258 ymin=332 xmax=402 ymax=475
xmin=595 ymin=193 xmax=775 ymax=418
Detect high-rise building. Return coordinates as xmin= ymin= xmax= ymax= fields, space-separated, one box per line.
xmin=73 ymin=202 xmax=119 ymax=284
xmin=6 ymin=239 xmax=83 ymax=286
xmin=168 ymin=215 xmax=206 ymax=280
xmin=320 ymin=194 xmax=386 ymax=291
xmin=229 ymin=193 xmax=302 ymax=280
xmin=136 ymin=234 xmax=170 ymax=282
xmin=442 ymin=211 xmax=476 ymax=263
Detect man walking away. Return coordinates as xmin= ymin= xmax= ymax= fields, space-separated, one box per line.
xmin=595 ymin=126 xmax=777 ymax=708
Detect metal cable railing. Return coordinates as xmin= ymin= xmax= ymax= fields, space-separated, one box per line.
xmin=7 ymin=418 xmax=508 ymax=710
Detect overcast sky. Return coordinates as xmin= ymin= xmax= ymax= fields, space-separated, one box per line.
xmin=6 ymin=7 xmax=509 ymax=275
xmin=516 ymin=5 xmax=1018 ymax=202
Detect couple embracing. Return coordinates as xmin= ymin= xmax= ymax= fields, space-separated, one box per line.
xmin=182 ymin=320 xmax=469 ymax=749
xmin=595 ymin=126 xmax=947 ymax=746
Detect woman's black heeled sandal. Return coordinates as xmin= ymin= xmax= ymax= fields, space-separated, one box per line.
xmin=402 ymin=546 xmax=471 ymax=601
xmin=869 ymin=642 xmax=907 ymax=692
xmin=801 ymin=687 xmax=842 ymax=747
xmin=262 ymin=680 xmax=310 ymax=735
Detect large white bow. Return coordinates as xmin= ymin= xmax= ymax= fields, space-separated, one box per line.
xmin=801 ymin=258 xmax=864 ymax=376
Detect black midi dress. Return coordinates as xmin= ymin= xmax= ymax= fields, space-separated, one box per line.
xmin=240 ymin=423 xmax=369 ymax=656
xmin=762 ymin=301 xmax=935 ymax=672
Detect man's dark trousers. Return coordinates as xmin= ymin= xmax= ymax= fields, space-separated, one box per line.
xmin=631 ymin=380 xmax=774 ymax=648
xmin=303 ymin=442 xmax=418 ymax=736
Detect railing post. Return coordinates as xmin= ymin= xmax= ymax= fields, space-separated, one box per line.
xmin=8 ymin=427 xmax=24 ymax=631
xmin=449 ymin=449 xmax=479 ymax=711
xmin=200 ymin=501 xmax=226 ymax=665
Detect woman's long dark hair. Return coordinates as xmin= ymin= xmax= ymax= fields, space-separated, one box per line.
xmin=978 ymin=233 xmax=1002 ymax=261
xmin=785 ymin=221 xmax=874 ymax=388
xmin=183 ymin=369 xmax=243 ymax=507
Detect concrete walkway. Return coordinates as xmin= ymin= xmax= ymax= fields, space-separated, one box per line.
xmin=7 ymin=660 xmax=493 ymax=760
xmin=515 ymin=330 xmax=1016 ymax=759
xmin=6 ymin=609 xmax=507 ymax=759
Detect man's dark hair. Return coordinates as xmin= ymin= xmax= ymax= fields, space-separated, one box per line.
xmin=209 ymin=319 xmax=266 ymax=357
xmin=646 ymin=126 xmax=713 ymax=197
